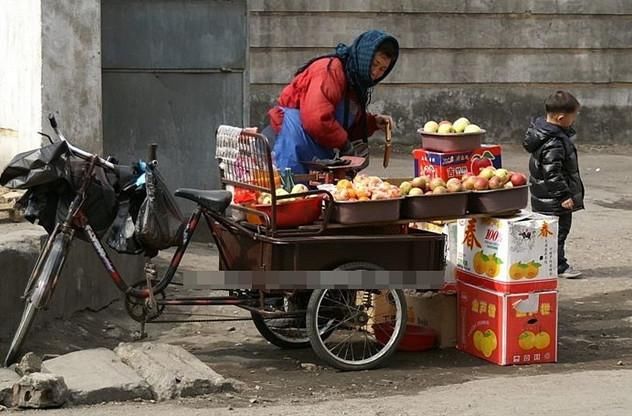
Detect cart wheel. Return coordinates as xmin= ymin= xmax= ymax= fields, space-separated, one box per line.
xmin=306 ymin=289 xmax=407 ymax=371
xmin=251 ymin=292 xmax=334 ymax=349
xmin=251 ymin=313 xmax=311 ymax=349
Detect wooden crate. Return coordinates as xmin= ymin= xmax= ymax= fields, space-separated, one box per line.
xmin=0 ymin=188 xmax=25 ymax=222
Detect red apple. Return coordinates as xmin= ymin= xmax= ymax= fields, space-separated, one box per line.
xmin=473 ymin=177 xmax=489 ymax=191
xmin=510 ymin=172 xmax=528 ymax=187
xmin=488 ymin=176 xmax=504 ymax=190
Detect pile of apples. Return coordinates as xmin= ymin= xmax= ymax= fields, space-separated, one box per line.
xmin=399 ymin=176 xmax=465 ymax=196
xmin=333 ymin=175 xmax=402 ymax=202
xmin=423 ymin=117 xmax=483 ymax=134
xmin=463 ymin=167 xmax=528 ymax=191
xmin=257 ymin=184 xmax=311 ymax=205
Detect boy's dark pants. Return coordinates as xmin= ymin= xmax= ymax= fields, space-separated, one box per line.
xmin=557 ymin=212 xmax=573 ymax=274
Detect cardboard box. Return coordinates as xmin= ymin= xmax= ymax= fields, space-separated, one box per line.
xmin=370 ymin=291 xmax=457 ymax=349
xmin=412 ymin=145 xmax=502 ymax=181
xmin=406 ymin=292 xmax=457 ymax=348
xmin=456 ymin=212 xmax=559 ymax=286
xmin=369 ymin=290 xmax=399 ymax=326
xmin=457 ymin=280 xmax=558 ymax=365
xmin=414 ymin=221 xmax=458 ymax=291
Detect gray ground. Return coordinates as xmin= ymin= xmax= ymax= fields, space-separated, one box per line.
xmin=4 ymin=144 xmax=632 ymax=415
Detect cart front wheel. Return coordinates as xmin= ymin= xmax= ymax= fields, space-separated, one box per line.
xmin=252 ymin=292 xmax=334 ymax=349
xmin=306 ymin=289 xmax=407 ymax=371
xmin=251 ymin=313 xmax=311 ymax=349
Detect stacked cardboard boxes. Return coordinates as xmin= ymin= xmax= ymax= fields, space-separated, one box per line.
xmin=455 ymin=212 xmax=559 ymax=365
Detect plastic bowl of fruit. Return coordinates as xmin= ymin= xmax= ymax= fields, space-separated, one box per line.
xmin=393 ymin=176 xmax=470 ymax=220
xmin=246 ymin=195 xmax=324 ymax=229
xmin=330 ymin=176 xmax=403 ymax=224
xmin=464 ymin=170 xmax=530 ymax=214
xmin=418 ymin=118 xmax=486 ymax=152
xmin=467 ymin=185 xmax=529 ymax=214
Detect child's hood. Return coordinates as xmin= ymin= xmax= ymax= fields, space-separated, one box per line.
xmin=522 ymin=116 xmax=574 ymax=153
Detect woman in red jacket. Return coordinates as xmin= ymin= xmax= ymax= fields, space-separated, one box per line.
xmin=264 ymin=30 xmax=399 ymax=174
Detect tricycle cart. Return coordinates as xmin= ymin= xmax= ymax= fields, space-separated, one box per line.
xmin=2 ymin=122 xmax=445 ymax=371
xmin=142 ymin=125 xmax=446 ymax=371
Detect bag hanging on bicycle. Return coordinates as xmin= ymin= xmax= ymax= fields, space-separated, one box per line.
xmin=135 ymin=165 xmax=185 ymax=251
xmin=105 ymin=197 xmax=145 ymax=255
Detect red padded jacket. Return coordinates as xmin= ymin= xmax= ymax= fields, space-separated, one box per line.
xmin=268 ymin=57 xmax=378 ymax=149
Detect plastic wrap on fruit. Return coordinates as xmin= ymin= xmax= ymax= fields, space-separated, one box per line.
xmin=233 ymin=187 xmax=257 ymax=205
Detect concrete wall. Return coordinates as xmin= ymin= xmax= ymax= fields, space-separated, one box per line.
xmin=0 ymin=0 xmax=102 ymax=171
xmin=249 ymin=0 xmax=632 ymax=144
xmin=0 ymin=1 xmax=128 ymax=349
xmin=0 ymin=0 xmax=42 ymax=169
xmin=41 ymin=0 xmax=103 ymax=154
xmin=0 ymin=224 xmax=143 ymax=341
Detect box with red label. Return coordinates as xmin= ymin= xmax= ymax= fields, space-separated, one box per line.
xmin=457 ymin=280 xmax=558 ymax=365
xmin=412 ymin=145 xmax=502 ymax=181
xmin=456 ymin=212 xmax=558 ymax=288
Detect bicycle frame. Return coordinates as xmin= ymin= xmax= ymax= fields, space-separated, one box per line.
xmin=45 ymin=153 xmax=282 ymax=312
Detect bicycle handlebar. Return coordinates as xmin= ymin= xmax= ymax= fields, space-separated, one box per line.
xmin=48 ymin=113 xmax=117 ymax=171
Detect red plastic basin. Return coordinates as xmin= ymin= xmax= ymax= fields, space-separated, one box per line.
xmin=248 ymin=195 xmax=323 ymax=228
xmin=373 ymin=322 xmax=438 ymax=352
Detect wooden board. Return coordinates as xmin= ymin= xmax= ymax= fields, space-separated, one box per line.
xmin=0 ymin=188 xmax=25 ymax=222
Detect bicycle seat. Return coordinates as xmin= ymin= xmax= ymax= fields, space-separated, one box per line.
xmin=175 ymin=188 xmax=232 ymax=213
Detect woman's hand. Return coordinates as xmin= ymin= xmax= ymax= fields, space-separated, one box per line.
xmin=375 ymin=114 xmax=395 ymax=131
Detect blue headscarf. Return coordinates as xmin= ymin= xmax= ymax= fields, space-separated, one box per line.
xmin=334 ymin=30 xmax=399 ymax=107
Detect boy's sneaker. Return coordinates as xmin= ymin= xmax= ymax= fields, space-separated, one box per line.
xmin=559 ymin=267 xmax=583 ymax=279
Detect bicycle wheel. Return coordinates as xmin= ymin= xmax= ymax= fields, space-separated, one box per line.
xmin=306 ymin=289 xmax=407 ymax=371
xmin=3 ymin=233 xmax=70 ymax=367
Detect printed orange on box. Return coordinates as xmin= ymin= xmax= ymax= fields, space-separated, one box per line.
xmin=456 ymin=212 xmax=559 ymax=286
xmin=457 ymin=280 xmax=558 ymax=366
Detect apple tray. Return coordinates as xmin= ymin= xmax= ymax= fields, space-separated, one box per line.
xmin=401 ymin=191 xmax=469 ymax=220
xmin=417 ymin=128 xmax=485 ymax=152
xmin=331 ymin=198 xmax=402 ymax=225
xmin=467 ymin=185 xmax=529 ymax=214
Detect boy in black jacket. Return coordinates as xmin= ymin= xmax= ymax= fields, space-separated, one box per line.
xmin=523 ymin=91 xmax=585 ymax=279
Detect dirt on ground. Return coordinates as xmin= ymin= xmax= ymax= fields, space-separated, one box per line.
xmin=2 ymin=145 xmax=632 ymax=411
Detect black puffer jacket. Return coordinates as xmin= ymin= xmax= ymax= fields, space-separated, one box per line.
xmin=522 ymin=117 xmax=585 ymax=215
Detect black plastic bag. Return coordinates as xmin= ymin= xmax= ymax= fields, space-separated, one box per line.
xmin=135 ymin=165 xmax=185 ymax=251
xmin=105 ymin=199 xmax=145 ymax=255
xmin=1 ymin=141 xmax=119 ymax=239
